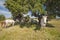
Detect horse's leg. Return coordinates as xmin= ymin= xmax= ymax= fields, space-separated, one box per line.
xmin=0 ymin=23 xmax=2 ymax=27
xmin=1 ymin=23 xmax=2 ymax=27
xmin=0 ymin=23 xmax=1 ymax=27
xmin=1 ymin=22 xmax=3 ymax=27
xmin=1 ymin=22 xmax=4 ymax=28
xmin=12 ymin=22 xmax=14 ymax=26
xmin=40 ymin=19 xmax=42 ymax=26
xmin=4 ymin=23 xmax=7 ymax=28
xmin=2 ymin=23 xmax=4 ymax=28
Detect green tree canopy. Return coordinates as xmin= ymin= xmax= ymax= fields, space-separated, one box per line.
xmin=45 ymin=0 xmax=60 ymax=17
xmin=5 ymin=0 xmax=47 ymax=18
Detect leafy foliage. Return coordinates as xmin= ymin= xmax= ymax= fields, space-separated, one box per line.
xmin=45 ymin=0 xmax=60 ymax=17
xmin=5 ymin=0 xmax=47 ymax=17
xmin=0 ymin=15 xmax=5 ymax=21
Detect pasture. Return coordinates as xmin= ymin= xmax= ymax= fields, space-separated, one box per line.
xmin=0 ymin=19 xmax=60 ymax=40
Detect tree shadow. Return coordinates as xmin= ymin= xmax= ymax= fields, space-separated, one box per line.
xmin=34 ymin=24 xmax=41 ymax=31
xmin=5 ymin=24 xmax=13 ymax=28
xmin=19 ymin=22 xmax=41 ymax=31
xmin=19 ymin=22 xmax=32 ymax=28
xmin=46 ymin=23 xmax=55 ymax=28
xmin=4 ymin=23 xmax=17 ymax=28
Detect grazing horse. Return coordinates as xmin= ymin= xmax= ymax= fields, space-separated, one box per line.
xmin=0 ymin=19 xmax=15 ymax=28
xmin=5 ymin=19 xmax=15 ymax=27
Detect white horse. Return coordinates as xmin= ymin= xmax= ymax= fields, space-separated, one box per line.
xmin=1 ymin=19 xmax=15 ymax=27
xmin=41 ymin=15 xmax=47 ymax=27
xmin=5 ymin=19 xmax=15 ymax=27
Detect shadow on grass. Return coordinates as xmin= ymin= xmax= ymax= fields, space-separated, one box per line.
xmin=46 ymin=23 xmax=55 ymax=28
xmin=17 ymin=22 xmax=55 ymax=31
xmin=20 ymin=22 xmax=36 ymax=28
xmin=19 ymin=23 xmax=31 ymax=28
xmin=5 ymin=24 xmax=14 ymax=28
xmin=4 ymin=22 xmax=19 ymax=28
xmin=34 ymin=24 xmax=41 ymax=31
xmin=19 ymin=22 xmax=41 ymax=31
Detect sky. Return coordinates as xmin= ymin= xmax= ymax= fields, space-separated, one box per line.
xmin=0 ymin=0 xmax=12 ymax=18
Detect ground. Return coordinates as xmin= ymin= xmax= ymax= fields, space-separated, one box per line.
xmin=0 ymin=19 xmax=60 ymax=40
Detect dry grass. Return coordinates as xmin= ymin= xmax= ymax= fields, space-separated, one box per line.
xmin=0 ymin=19 xmax=60 ymax=40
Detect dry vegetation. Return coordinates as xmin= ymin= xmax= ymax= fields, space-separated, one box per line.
xmin=0 ymin=19 xmax=60 ymax=40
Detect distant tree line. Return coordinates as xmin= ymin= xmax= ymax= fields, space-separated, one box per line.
xmin=0 ymin=15 xmax=5 ymax=21
xmin=45 ymin=0 xmax=60 ymax=18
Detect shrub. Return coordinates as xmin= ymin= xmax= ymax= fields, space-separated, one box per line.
xmin=0 ymin=14 xmax=6 ymax=21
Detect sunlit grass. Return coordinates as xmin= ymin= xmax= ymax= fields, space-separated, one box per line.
xmin=0 ymin=19 xmax=60 ymax=40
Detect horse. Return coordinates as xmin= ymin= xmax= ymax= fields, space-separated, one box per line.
xmin=0 ymin=19 xmax=15 ymax=28
xmin=40 ymin=15 xmax=48 ymax=27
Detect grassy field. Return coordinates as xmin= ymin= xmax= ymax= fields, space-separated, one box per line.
xmin=0 ymin=19 xmax=60 ymax=40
